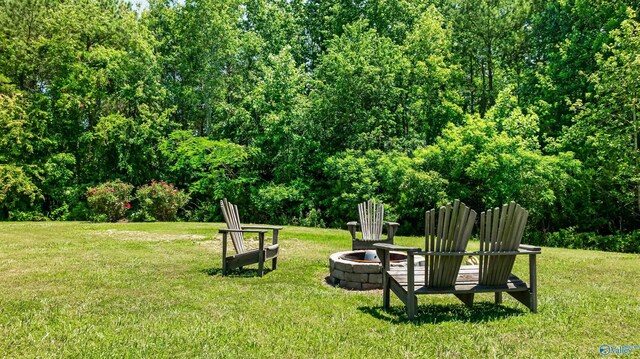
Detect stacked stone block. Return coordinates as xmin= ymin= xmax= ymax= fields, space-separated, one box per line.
xmin=329 ymin=251 xmax=384 ymax=290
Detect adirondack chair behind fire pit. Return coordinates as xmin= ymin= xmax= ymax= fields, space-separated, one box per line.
xmin=347 ymin=199 xmax=399 ymax=250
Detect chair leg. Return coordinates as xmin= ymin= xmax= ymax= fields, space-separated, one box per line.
xmin=272 ymin=257 xmax=277 ymax=271
xmin=454 ymin=293 xmax=475 ymax=307
xmin=406 ymin=294 xmax=417 ymax=320
xmin=382 ymin=273 xmax=390 ymax=310
xmin=529 ymin=253 xmax=538 ymax=313
xmin=529 ymin=290 xmax=537 ymax=313
xmin=406 ymin=254 xmax=416 ymax=319
xmin=222 ymin=233 xmax=227 ymax=276
xmin=507 ymin=291 xmax=533 ymax=311
xmin=258 ymin=251 xmax=265 ymax=277
xmin=495 ymin=292 xmax=503 ymax=304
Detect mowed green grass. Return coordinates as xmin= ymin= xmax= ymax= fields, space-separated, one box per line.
xmin=0 ymin=222 xmax=638 ymax=358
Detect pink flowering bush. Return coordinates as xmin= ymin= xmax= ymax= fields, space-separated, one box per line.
xmin=135 ymin=180 xmax=189 ymax=221
xmin=86 ymin=180 xmax=134 ymax=222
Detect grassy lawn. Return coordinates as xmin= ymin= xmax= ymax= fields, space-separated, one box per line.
xmin=0 ymin=222 xmax=639 ymax=358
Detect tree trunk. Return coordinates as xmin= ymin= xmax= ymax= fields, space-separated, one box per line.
xmin=480 ymin=59 xmax=487 ymax=116
xmin=487 ymin=39 xmax=494 ymax=108
xmin=634 ymin=106 xmax=639 ymax=213
xmin=469 ymin=52 xmax=475 ymax=113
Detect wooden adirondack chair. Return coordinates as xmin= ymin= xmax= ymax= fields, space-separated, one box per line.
xmin=375 ymin=201 xmax=540 ymax=320
xmin=219 ymin=198 xmax=281 ymax=277
xmin=476 ymin=202 xmax=539 ymax=310
xmin=347 ymin=199 xmax=399 ymax=250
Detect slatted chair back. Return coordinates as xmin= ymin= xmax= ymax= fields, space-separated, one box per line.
xmin=479 ymin=202 xmax=529 ymax=286
xmin=424 ymin=200 xmax=477 ymax=288
xmin=358 ymin=199 xmax=385 ymax=241
xmin=220 ymin=198 xmax=246 ymax=254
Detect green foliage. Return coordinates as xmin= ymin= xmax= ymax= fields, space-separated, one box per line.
xmin=323 ymin=150 xmax=384 ymax=223
xmin=0 ymin=165 xmax=42 ymax=219
xmin=404 ymin=5 xmax=464 ymax=141
xmin=563 ymin=8 xmax=640 ymax=231
xmin=443 ymin=0 xmax=531 ymax=115
xmin=82 ymin=107 xmax=175 ymax=185
xmin=396 ymin=169 xmax=449 ymax=233
xmin=252 ymin=182 xmax=304 ymax=224
xmin=298 ymin=208 xmax=326 ymax=228
xmin=529 ymin=227 xmax=640 ymax=253
xmin=42 ymin=153 xmax=78 ymax=218
xmin=323 ymin=149 xmax=447 ymax=232
xmin=1 ymin=0 xmax=639 ymax=250
xmin=148 ymin=0 xmax=241 ymax=135
xmin=135 ymin=181 xmax=190 ymax=221
xmin=519 ymin=0 xmax=630 ymax=137
xmin=7 ymin=210 xmax=48 ymax=221
xmin=312 ymin=21 xmax=412 ymax=152
xmin=415 ymin=111 xmax=580 ymax=230
xmin=238 ymin=48 xmax=314 ymax=182
xmin=160 ymin=130 xmax=252 ymax=221
xmin=0 ymin=92 xmax=36 ymax=163
xmin=86 ymin=180 xmax=134 ymax=222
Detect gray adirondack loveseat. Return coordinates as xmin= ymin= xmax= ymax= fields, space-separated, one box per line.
xmin=375 ymin=200 xmax=540 ymax=319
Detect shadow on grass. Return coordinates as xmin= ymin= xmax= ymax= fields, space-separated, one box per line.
xmin=200 ymin=267 xmax=273 ymax=278
xmin=358 ymin=302 xmax=525 ymax=324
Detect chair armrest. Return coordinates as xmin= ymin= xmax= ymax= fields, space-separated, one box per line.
xmin=243 ymin=225 xmax=281 ymax=245
xmin=417 ymin=250 xmax=536 ymax=257
xmin=219 ymin=229 xmax=267 ymax=251
xmin=219 ymin=229 xmax=268 ymax=234
xmin=242 ymin=225 xmax=284 ymax=230
xmin=519 ymin=244 xmax=542 ymax=252
xmin=347 ymin=222 xmax=358 ymax=240
xmin=375 ymin=243 xmax=420 ymax=271
xmin=385 ymin=222 xmax=400 ymax=241
xmin=373 ymin=243 xmax=421 ymax=252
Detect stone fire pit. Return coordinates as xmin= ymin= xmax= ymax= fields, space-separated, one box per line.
xmin=329 ymin=250 xmax=415 ymax=290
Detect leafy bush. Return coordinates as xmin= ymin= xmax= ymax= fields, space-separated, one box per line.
xmin=298 ymin=208 xmax=326 ymax=228
xmin=0 ymin=165 xmax=43 ymax=219
xmin=86 ymin=180 xmax=134 ymax=222
xmin=135 ymin=181 xmax=189 ymax=221
xmin=8 ymin=210 xmax=48 ymax=221
xmin=159 ymin=130 xmax=253 ymax=221
xmin=253 ymin=182 xmax=305 ymax=224
xmin=414 ymin=111 xmax=580 ymax=231
xmin=528 ymin=228 xmax=640 ymax=253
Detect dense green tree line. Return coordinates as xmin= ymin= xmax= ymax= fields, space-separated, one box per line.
xmin=1 ymin=0 xmax=639 ymax=245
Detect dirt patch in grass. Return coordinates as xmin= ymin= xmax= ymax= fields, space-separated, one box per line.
xmin=197 ymin=238 xmax=222 ymax=251
xmin=91 ymin=229 xmax=207 ymax=242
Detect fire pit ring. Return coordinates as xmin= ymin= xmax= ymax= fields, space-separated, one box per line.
xmin=329 ymin=250 xmax=424 ymax=290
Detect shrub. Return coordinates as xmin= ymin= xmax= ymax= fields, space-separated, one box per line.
xmin=299 ymin=208 xmax=326 ymax=228
xmin=8 ymin=210 xmax=48 ymax=221
xmin=0 ymin=165 xmax=43 ymax=219
xmin=135 ymin=180 xmax=189 ymax=221
xmin=253 ymin=183 xmax=304 ymax=224
xmin=527 ymin=228 xmax=640 ymax=253
xmin=86 ymin=180 xmax=134 ymax=222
